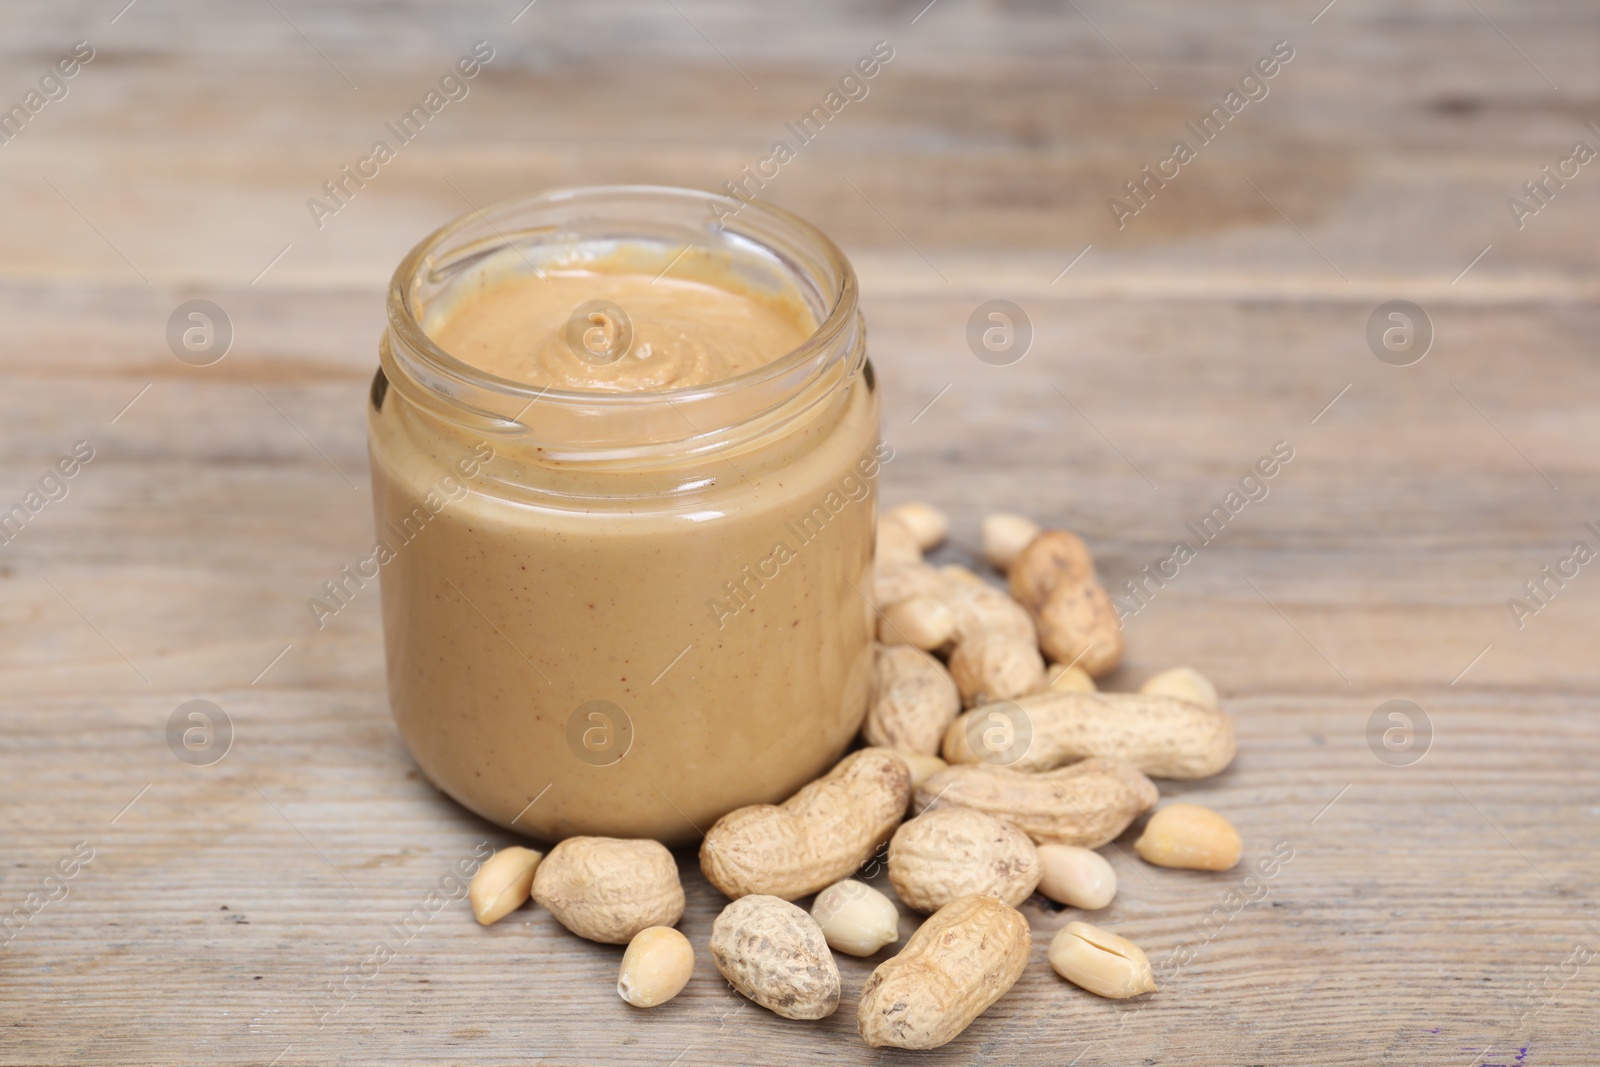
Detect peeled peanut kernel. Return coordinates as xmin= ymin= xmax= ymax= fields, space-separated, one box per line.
xmin=1047 ymin=663 xmax=1097 ymax=693
xmin=981 ymin=513 xmax=1041 ymax=571
xmin=879 ymin=595 xmax=956 ymax=650
xmin=1139 ymin=666 xmax=1218 ymax=710
xmin=468 ymin=846 xmax=542 ymax=926
xmin=811 ymin=879 xmax=900 ymax=957
xmin=1035 ymin=845 xmax=1116 ymax=910
xmin=897 ymin=752 xmax=947 ymax=790
xmin=1135 ymin=803 xmax=1241 ymax=871
xmin=617 ymin=926 xmax=695 ymax=1008
xmin=885 ymin=503 xmax=949 ymax=551
xmin=1049 ymin=921 xmax=1156 ymax=999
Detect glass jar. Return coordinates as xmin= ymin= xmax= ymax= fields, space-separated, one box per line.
xmin=369 ymin=186 xmax=883 ymax=845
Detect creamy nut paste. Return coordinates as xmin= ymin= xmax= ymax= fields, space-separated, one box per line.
xmin=369 ymin=253 xmax=880 ymax=844
xmin=434 ymin=268 xmax=814 ymax=391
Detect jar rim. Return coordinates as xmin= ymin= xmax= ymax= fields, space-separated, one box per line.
xmin=385 ymin=184 xmax=859 ymax=410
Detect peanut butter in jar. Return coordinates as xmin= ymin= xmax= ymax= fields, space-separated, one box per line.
xmin=369 ymin=187 xmax=882 ymax=844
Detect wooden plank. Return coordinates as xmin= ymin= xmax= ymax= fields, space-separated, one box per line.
xmin=3 ymin=0 xmax=1599 ymax=1063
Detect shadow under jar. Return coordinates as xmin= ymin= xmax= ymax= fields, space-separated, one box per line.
xmin=368 ymin=186 xmax=882 ymax=845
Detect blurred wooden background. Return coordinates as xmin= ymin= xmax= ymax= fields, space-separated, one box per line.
xmin=1 ymin=1 xmax=1597 ymax=1064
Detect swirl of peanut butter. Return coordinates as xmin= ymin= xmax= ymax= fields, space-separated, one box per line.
xmin=432 ymin=268 xmax=814 ymax=392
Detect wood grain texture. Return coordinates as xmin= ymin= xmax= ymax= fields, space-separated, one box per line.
xmin=2 ymin=1 xmax=1598 ymax=1064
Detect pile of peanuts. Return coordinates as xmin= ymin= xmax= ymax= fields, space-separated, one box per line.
xmin=465 ymin=505 xmax=1243 ymax=1050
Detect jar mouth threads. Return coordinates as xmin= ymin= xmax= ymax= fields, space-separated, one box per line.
xmin=382 ymin=186 xmax=862 ymax=462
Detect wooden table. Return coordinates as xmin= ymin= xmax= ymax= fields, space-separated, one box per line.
xmin=3 ymin=1 xmax=1596 ymax=1063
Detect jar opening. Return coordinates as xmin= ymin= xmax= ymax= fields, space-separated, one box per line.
xmin=382 ymin=186 xmax=862 ymax=462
